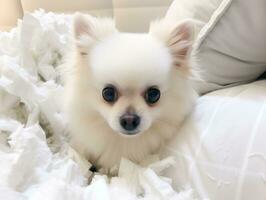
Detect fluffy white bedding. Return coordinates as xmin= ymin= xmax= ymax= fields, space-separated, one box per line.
xmin=0 ymin=11 xmax=196 ymax=200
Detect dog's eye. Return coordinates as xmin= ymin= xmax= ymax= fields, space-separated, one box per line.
xmin=144 ymin=87 xmax=160 ymax=105
xmin=102 ymin=85 xmax=118 ymax=103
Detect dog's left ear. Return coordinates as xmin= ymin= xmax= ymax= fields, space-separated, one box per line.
xmin=167 ymin=22 xmax=193 ymax=68
xmin=150 ymin=20 xmax=194 ymax=68
xmin=73 ymin=13 xmax=117 ymax=55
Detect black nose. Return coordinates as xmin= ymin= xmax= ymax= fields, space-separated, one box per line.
xmin=120 ymin=114 xmax=140 ymax=132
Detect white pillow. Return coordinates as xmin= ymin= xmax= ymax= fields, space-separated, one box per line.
xmin=165 ymin=0 xmax=223 ymax=37
xmin=161 ymin=80 xmax=266 ymax=200
xmin=192 ymin=0 xmax=266 ymax=93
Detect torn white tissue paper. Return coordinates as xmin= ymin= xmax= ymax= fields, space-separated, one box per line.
xmin=0 ymin=10 xmax=197 ymax=200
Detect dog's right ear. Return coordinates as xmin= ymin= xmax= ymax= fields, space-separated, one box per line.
xmin=73 ymin=13 xmax=93 ymax=55
xmin=73 ymin=13 xmax=117 ymax=55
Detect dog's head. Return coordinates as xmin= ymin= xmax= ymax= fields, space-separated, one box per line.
xmin=71 ymin=14 xmax=193 ymax=137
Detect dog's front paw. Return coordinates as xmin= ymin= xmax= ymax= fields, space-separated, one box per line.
xmin=97 ymin=165 xmax=118 ymax=177
xmin=89 ymin=165 xmax=98 ymax=173
xmin=98 ymin=167 xmax=108 ymax=174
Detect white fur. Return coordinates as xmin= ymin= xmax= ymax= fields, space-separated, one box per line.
xmin=64 ymin=14 xmax=196 ymax=173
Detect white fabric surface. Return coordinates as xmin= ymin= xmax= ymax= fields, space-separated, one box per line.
xmin=162 ymin=80 xmax=266 ymax=200
xmin=191 ymin=0 xmax=266 ymax=93
xmin=0 ymin=10 xmax=196 ymax=200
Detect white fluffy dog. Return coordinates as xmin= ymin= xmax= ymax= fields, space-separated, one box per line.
xmin=64 ymin=14 xmax=196 ymax=173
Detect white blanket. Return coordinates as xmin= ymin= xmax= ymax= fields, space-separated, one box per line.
xmin=0 ymin=10 xmax=196 ymax=200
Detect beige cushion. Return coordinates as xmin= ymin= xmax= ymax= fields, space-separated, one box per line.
xmin=0 ymin=0 xmax=23 ymax=31
xmin=21 ymin=0 xmax=113 ymax=14
xmin=21 ymin=0 xmax=173 ymax=32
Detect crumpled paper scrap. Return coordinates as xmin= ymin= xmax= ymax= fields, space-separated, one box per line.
xmin=0 ymin=122 xmax=196 ymax=200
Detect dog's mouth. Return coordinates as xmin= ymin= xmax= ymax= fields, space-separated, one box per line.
xmin=119 ymin=129 xmax=140 ymax=136
xmin=108 ymin=122 xmax=142 ymax=137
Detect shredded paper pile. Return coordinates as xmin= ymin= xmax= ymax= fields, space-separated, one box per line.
xmin=0 ymin=10 xmax=195 ymax=200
